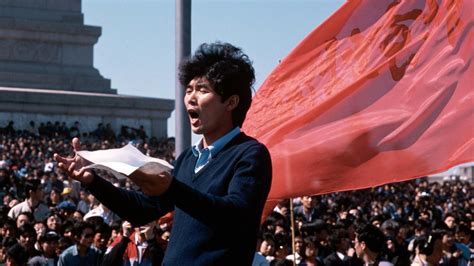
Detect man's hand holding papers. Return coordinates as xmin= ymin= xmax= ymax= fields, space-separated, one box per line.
xmin=54 ymin=137 xmax=174 ymax=195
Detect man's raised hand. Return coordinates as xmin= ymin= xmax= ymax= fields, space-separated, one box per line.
xmin=54 ymin=137 xmax=94 ymax=185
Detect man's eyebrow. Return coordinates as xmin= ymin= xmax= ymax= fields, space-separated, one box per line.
xmin=196 ymin=82 xmax=211 ymax=87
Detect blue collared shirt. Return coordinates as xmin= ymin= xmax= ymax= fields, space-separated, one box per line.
xmin=58 ymin=244 xmax=102 ymax=266
xmin=191 ymin=127 xmax=241 ymax=173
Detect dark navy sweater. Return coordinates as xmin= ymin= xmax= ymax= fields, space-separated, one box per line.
xmin=88 ymin=133 xmax=272 ymax=265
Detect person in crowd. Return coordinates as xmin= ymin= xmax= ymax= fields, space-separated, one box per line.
xmin=45 ymin=187 xmax=62 ymax=210
xmin=76 ymin=190 xmax=90 ymax=215
xmin=439 ymin=228 xmax=471 ymax=266
xmin=454 ymin=224 xmax=473 ymax=261
xmin=4 ymin=243 xmax=28 ymax=266
xmin=286 ymin=234 xmax=305 ymax=264
xmin=28 ymin=230 xmax=60 ymax=266
xmin=15 ymin=212 xmax=32 ymax=228
xmin=294 ymin=196 xmax=319 ymax=224
xmin=444 ymin=213 xmax=457 ymax=229
xmin=258 ymin=233 xmax=277 ymax=263
xmin=56 ymin=200 xmax=76 ymax=220
xmin=45 ymin=211 xmax=62 ymax=231
xmin=55 ymin=42 xmax=272 ymax=265
xmin=324 ymin=228 xmax=352 ymax=266
xmin=353 ymin=223 xmax=394 ymax=266
xmin=17 ymin=223 xmax=41 ymax=259
xmin=91 ymin=223 xmax=111 ymax=253
xmin=58 ymin=221 xmax=102 ymax=265
xmin=33 ymin=220 xmax=46 ymax=242
xmin=8 ymin=179 xmax=49 ymax=222
xmin=273 ymin=232 xmax=291 ymax=260
xmin=122 ymin=221 xmax=164 ymax=266
xmin=299 ymin=237 xmax=324 ymax=266
xmin=411 ymin=232 xmax=443 ymax=266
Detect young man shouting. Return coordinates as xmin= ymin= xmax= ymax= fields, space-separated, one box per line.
xmin=55 ymin=42 xmax=272 ymax=265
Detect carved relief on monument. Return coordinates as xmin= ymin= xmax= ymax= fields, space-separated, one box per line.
xmin=0 ymin=40 xmax=61 ymax=63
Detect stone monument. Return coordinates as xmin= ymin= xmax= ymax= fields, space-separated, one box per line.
xmin=0 ymin=0 xmax=173 ymax=138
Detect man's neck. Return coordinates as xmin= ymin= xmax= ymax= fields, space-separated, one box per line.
xmin=77 ymin=244 xmax=89 ymax=256
xmin=202 ymin=124 xmax=234 ymax=148
xmin=364 ymin=251 xmax=378 ymax=265
xmin=27 ymin=197 xmax=39 ymax=208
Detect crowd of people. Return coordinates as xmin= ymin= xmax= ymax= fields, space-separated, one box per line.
xmin=0 ymin=121 xmax=472 ymax=265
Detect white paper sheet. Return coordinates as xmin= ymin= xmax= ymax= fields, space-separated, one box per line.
xmin=76 ymin=143 xmax=174 ymax=180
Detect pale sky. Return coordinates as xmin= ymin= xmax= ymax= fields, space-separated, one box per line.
xmin=82 ymin=0 xmax=344 ymax=142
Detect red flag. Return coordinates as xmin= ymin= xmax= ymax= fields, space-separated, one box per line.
xmin=243 ymin=0 xmax=474 ymax=203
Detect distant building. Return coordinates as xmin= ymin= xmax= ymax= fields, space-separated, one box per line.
xmin=0 ymin=0 xmax=173 ymax=138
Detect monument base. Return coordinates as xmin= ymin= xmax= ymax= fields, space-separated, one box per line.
xmin=0 ymin=87 xmax=174 ymax=139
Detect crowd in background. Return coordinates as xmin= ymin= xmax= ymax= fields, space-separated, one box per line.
xmin=0 ymin=121 xmax=472 ymax=265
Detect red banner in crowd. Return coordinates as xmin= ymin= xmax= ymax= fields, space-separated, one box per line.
xmin=243 ymin=0 xmax=474 ymax=204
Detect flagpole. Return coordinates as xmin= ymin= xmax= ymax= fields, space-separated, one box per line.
xmin=175 ymin=0 xmax=191 ymax=156
xmin=290 ymin=198 xmax=296 ymax=266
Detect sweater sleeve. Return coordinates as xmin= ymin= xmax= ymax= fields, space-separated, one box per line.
xmin=101 ymin=236 xmax=130 ymax=266
xmin=86 ymin=173 xmax=174 ymax=226
xmin=165 ymin=143 xmax=272 ymax=226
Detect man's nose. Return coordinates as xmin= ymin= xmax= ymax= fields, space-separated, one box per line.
xmin=186 ymin=90 xmax=197 ymax=105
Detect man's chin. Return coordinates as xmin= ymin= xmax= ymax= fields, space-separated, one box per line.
xmin=191 ymin=127 xmax=203 ymax=135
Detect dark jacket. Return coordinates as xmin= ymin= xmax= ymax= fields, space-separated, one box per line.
xmin=323 ymin=252 xmax=351 ymax=266
xmin=88 ymin=133 xmax=272 ymax=265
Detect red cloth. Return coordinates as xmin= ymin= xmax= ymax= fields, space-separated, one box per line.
xmin=243 ymin=0 xmax=474 ymax=205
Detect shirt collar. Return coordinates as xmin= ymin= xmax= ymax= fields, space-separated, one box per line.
xmin=192 ymin=127 xmax=241 ymax=158
xmin=72 ymin=245 xmax=79 ymax=256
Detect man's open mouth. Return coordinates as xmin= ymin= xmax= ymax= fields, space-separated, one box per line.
xmin=188 ymin=109 xmax=199 ymax=119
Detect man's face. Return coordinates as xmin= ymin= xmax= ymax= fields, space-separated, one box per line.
xmin=353 ymin=237 xmax=365 ymax=259
xmin=47 ymin=215 xmax=61 ymax=231
xmin=184 ymin=77 xmax=235 ymax=143
xmin=42 ymin=240 xmax=58 ymax=257
xmin=19 ymin=232 xmax=35 ymax=248
xmin=259 ymin=240 xmax=275 ymax=256
xmin=442 ymin=232 xmax=454 ymax=247
xmin=444 ymin=216 xmax=455 ymax=228
xmin=93 ymin=232 xmax=110 ymax=250
xmin=294 ymin=237 xmax=303 ymax=253
xmin=78 ymin=228 xmax=94 ymax=248
xmin=34 ymin=223 xmax=46 ymax=236
xmin=32 ymin=187 xmax=44 ymax=201
xmin=16 ymin=214 xmax=30 ymax=228
xmin=301 ymin=196 xmax=314 ymax=209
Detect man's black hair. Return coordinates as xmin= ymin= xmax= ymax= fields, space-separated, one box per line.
xmin=179 ymin=42 xmax=255 ymax=127
xmin=17 ymin=223 xmax=36 ymax=240
xmin=94 ymin=222 xmax=111 ymax=236
xmin=24 ymin=179 xmax=42 ymax=198
xmin=355 ymin=223 xmax=386 ymax=254
xmin=6 ymin=243 xmax=28 ymax=265
xmin=72 ymin=221 xmax=94 ymax=237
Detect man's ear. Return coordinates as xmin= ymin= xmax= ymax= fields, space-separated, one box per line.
xmin=226 ymin=95 xmax=239 ymax=111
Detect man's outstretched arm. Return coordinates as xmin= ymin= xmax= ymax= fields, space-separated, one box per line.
xmin=86 ymin=172 xmax=173 ymax=226
xmin=54 ymin=137 xmax=173 ymax=226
